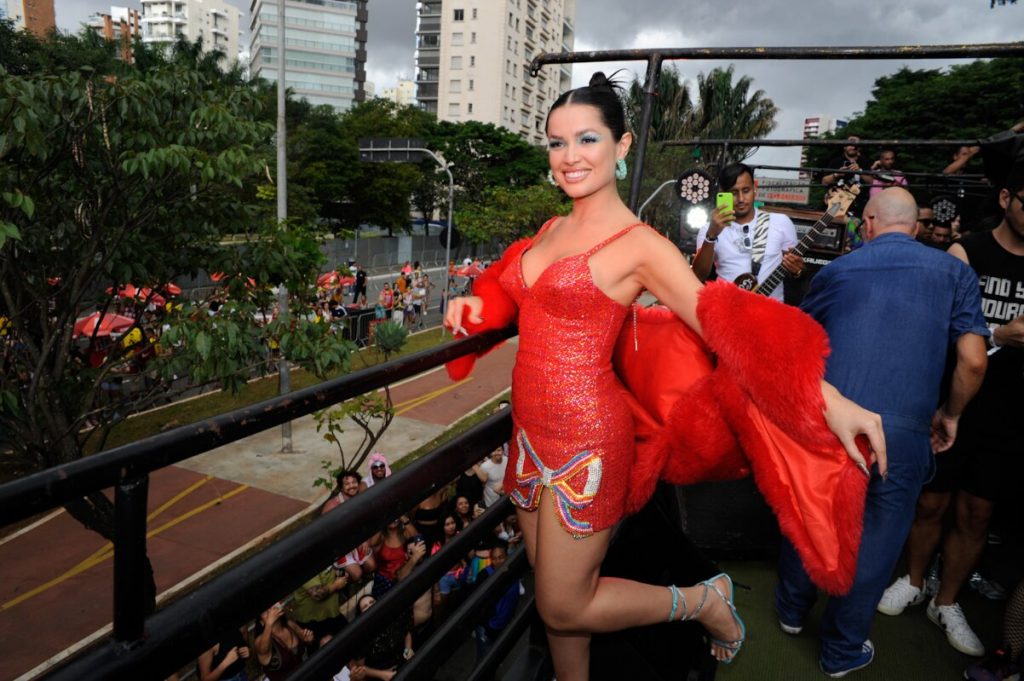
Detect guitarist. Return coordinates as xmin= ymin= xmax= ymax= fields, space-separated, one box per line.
xmin=693 ymin=163 xmax=805 ymax=302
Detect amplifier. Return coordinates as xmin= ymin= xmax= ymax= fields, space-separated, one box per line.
xmin=796 ymin=218 xmax=847 ymax=255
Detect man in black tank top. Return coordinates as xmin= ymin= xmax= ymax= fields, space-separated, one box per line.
xmin=884 ymin=155 xmax=1024 ymax=657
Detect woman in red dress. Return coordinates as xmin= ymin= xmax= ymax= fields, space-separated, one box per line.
xmin=445 ymin=73 xmax=886 ymax=680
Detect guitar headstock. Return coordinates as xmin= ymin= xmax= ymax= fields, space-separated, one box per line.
xmin=824 ymin=184 xmax=859 ymax=219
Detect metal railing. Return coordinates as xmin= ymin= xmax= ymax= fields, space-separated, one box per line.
xmin=527 ymin=42 xmax=1024 ymax=212
xmin=0 ymin=328 xmax=516 ymax=680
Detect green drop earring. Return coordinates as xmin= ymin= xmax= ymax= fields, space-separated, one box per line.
xmin=615 ymin=158 xmax=627 ymax=180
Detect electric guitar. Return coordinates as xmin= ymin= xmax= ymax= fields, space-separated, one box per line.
xmin=733 ymin=185 xmax=859 ymax=296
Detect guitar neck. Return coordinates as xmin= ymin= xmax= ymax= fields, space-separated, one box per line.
xmin=756 ymin=211 xmax=838 ymax=297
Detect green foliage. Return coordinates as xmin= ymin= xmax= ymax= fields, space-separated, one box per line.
xmin=372 ymin=320 xmax=408 ymax=359
xmin=287 ymin=98 xmax=437 ymax=235
xmin=621 ymin=65 xmax=778 ymax=234
xmin=807 ymin=57 xmax=1024 ymax=197
xmin=313 ymin=389 xmax=394 ymax=487
xmin=456 ymin=184 xmax=570 ymax=245
xmin=625 ymin=64 xmax=778 ymax=167
xmin=0 ymin=32 xmax=353 ymax=489
xmin=429 ymin=120 xmax=549 ymax=207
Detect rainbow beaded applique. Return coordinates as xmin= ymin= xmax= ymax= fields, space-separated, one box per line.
xmin=510 ymin=428 xmax=603 ymax=538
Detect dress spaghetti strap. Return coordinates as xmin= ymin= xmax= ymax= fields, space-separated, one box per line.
xmin=583 ymin=222 xmax=647 ymax=257
xmin=534 ymin=216 xmax=560 ymax=239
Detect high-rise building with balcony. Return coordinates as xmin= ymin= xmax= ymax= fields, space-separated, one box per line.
xmin=86 ymin=6 xmax=142 ymax=62
xmin=2 ymin=0 xmax=55 ymax=36
xmin=140 ymin=0 xmax=241 ymax=67
xmin=799 ymin=113 xmax=848 ymax=177
xmin=415 ymin=0 xmax=575 ymax=146
xmin=249 ymin=0 xmax=367 ymax=111
xmin=382 ymin=79 xmax=416 ymax=107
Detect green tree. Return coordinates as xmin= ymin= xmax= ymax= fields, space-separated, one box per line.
xmin=317 ymin=98 xmax=437 ymax=236
xmin=621 ymin=65 xmax=776 ymax=236
xmin=689 ymin=65 xmax=778 ymax=167
xmin=429 ymin=120 xmax=549 ymax=207
xmin=0 ymin=33 xmax=353 ymax=608
xmin=807 ymin=57 xmax=1024 ymax=194
xmin=455 ymin=184 xmax=569 ymax=246
xmin=624 ymin=64 xmax=694 ymax=144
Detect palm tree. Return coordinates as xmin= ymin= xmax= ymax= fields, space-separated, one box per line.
xmin=690 ymin=65 xmax=779 ymax=166
xmin=624 ymin=65 xmax=694 ymax=143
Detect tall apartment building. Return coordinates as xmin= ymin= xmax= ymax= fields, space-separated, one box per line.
xmin=2 ymin=0 xmax=55 ymax=36
xmin=799 ymin=113 xmax=847 ymax=177
xmin=382 ymin=79 xmax=416 ymax=107
xmin=86 ymin=6 xmax=142 ymax=61
xmin=415 ymin=0 xmax=576 ymax=146
xmin=249 ymin=0 xmax=367 ymax=111
xmin=140 ymin=0 xmax=241 ymax=66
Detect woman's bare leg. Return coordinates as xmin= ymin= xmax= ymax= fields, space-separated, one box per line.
xmin=523 ymin=489 xmax=743 ymax=680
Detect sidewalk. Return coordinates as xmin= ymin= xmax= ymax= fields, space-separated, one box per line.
xmin=176 ymin=337 xmax=517 ymax=503
xmin=0 ymin=339 xmax=517 ymax=681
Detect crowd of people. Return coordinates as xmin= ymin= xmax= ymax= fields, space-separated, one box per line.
xmin=373 ymin=261 xmax=437 ymax=331
xmin=26 ymin=66 xmax=1023 ymax=681
xmin=692 ymin=127 xmax=1023 ymax=679
xmin=193 ymin=404 xmax=519 ymax=681
xmin=435 ymin=67 xmax=1023 ymax=681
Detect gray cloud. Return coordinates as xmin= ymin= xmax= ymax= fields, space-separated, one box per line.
xmin=54 ymin=0 xmax=1021 ymax=169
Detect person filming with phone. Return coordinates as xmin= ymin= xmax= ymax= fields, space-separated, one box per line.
xmin=692 ymin=162 xmax=804 ymax=302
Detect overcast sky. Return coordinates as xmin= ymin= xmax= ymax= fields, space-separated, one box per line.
xmin=55 ymin=0 xmax=1022 ymax=171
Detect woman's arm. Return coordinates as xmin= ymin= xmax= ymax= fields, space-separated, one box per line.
xmin=630 ymin=227 xmax=704 ymax=333
xmin=633 ymin=228 xmax=887 ymax=472
xmin=820 ymin=381 xmax=887 ymax=476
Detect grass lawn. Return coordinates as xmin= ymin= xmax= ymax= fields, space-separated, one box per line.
xmin=98 ymin=327 xmax=451 ymax=451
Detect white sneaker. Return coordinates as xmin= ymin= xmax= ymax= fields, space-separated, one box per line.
xmin=877 ymin=575 xmax=926 ymax=615
xmin=778 ymin=619 xmax=803 ymax=635
xmin=926 ymin=598 xmax=985 ymax=656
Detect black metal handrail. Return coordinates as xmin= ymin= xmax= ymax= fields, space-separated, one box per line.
xmin=43 ymin=410 xmax=514 ymax=681
xmin=527 ymin=42 xmax=1024 ymax=212
xmin=663 ymin=137 xmax=987 ymax=148
xmin=0 ymin=327 xmax=515 ymax=526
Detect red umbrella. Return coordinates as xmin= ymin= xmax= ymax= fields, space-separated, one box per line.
xmin=317 ymin=272 xmax=356 ymax=289
xmin=160 ymin=282 xmax=182 ymax=296
xmin=455 ymin=264 xmax=484 ymax=277
xmin=136 ymin=288 xmax=166 ymax=307
xmin=73 ymin=312 xmax=135 ymax=338
xmin=106 ymin=283 xmax=139 ymax=298
xmin=106 ymin=284 xmax=165 ymax=307
xmin=211 ymin=273 xmax=257 ymax=289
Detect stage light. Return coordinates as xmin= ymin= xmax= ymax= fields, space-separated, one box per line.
xmin=685 ymin=206 xmax=709 ymax=231
xmin=932 ymin=196 xmax=958 ymax=224
xmin=676 ymin=168 xmax=715 ymax=233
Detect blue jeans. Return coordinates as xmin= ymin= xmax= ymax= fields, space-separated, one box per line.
xmin=775 ymin=414 xmax=934 ymax=669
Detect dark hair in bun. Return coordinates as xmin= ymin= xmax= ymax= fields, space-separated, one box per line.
xmin=546 ymin=71 xmax=628 ymax=141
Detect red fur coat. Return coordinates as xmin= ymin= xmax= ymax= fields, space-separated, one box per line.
xmin=447 ymin=237 xmax=868 ymax=594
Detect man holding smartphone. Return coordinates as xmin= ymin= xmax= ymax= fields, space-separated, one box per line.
xmin=692 ymin=163 xmax=804 ymax=302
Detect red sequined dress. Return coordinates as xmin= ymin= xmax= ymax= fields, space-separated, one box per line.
xmin=498 ymin=219 xmax=644 ymax=537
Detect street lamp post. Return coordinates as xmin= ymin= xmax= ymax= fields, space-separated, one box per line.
xmin=637 ymin=179 xmax=677 ymax=223
xmin=276 ymin=0 xmax=291 ymax=453
xmin=357 ymin=140 xmax=455 ymax=325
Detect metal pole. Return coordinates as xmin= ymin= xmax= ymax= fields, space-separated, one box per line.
xmin=276 ymin=0 xmax=292 ymax=452
xmin=442 ymin=163 xmax=454 ymax=323
xmin=637 ymin=179 xmax=676 ymax=222
xmin=113 ymin=474 xmax=149 ymax=645
xmin=628 ymin=54 xmax=662 ymax=212
xmin=358 ymin=145 xmax=454 ymax=324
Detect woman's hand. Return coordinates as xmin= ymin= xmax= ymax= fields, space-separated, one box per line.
xmin=444 ymin=296 xmax=484 ymax=335
xmin=821 ymin=381 xmax=887 ymax=478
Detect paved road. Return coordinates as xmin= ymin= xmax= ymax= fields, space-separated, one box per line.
xmin=0 ymin=340 xmax=516 ymax=681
